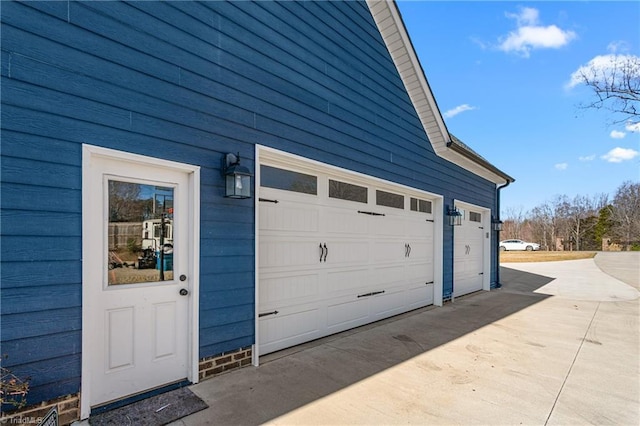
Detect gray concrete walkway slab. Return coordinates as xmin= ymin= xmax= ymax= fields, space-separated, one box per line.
xmin=172 ymin=253 xmax=639 ymax=425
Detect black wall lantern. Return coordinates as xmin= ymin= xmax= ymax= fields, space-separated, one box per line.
xmin=223 ymin=153 xmax=252 ymax=199
xmin=446 ymin=205 xmax=462 ymax=226
xmin=492 ymin=217 xmax=503 ymax=231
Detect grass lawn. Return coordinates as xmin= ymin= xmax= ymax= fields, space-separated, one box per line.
xmin=499 ymin=251 xmax=597 ymax=263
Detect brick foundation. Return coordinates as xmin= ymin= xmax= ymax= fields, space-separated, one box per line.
xmin=0 ymin=347 xmax=252 ymax=425
xmin=199 ymin=346 xmax=253 ymax=381
xmin=0 ymin=393 xmax=80 ymax=426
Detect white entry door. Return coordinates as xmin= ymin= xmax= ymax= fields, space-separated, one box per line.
xmin=82 ymin=146 xmax=198 ymax=413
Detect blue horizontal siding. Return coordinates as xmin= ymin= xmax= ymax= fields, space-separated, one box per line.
xmin=1 ymin=261 xmax=81 ymax=289
xmin=7 ymin=355 xmax=81 ymax=408
xmin=2 ymin=307 xmax=81 ymax=341
xmin=1 ymin=331 xmax=81 ymax=368
xmin=1 ymin=0 xmax=500 ymax=407
xmin=1 ymin=285 xmax=81 ymax=315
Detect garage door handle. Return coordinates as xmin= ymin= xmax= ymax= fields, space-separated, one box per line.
xmin=407 ymin=244 xmax=411 ymax=257
xmin=319 ymin=243 xmax=328 ymax=262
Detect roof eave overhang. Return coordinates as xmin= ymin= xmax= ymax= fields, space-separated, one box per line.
xmin=366 ymin=0 xmax=514 ymax=185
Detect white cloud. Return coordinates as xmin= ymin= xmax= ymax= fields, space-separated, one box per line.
xmin=443 ymin=104 xmax=476 ymax=119
xmin=610 ymin=130 xmax=626 ymax=139
xmin=555 ymin=163 xmax=568 ymax=170
xmin=499 ymin=8 xmax=576 ymax=57
xmin=505 ymin=7 xmax=539 ymax=26
xmin=579 ymin=155 xmax=596 ymax=162
xmin=566 ymin=54 xmax=640 ymax=89
xmin=607 ymin=41 xmax=631 ymax=54
xmin=626 ymin=122 xmax=640 ymax=133
xmin=601 ymin=147 xmax=639 ymax=163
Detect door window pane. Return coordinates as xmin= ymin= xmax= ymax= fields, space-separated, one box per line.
xmin=260 ymin=165 xmax=317 ymax=195
xmin=410 ymin=197 xmax=432 ymax=213
xmin=329 ymin=180 xmax=368 ymax=203
xmin=108 ymin=181 xmax=174 ymax=285
xmin=469 ymin=211 xmax=482 ymax=222
xmin=376 ymin=190 xmax=404 ymax=209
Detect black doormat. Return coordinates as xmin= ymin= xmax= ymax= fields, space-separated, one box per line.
xmin=89 ymin=387 xmax=208 ymax=425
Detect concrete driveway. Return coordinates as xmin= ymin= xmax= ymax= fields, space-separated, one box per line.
xmin=174 ymin=252 xmax=639 ymax=425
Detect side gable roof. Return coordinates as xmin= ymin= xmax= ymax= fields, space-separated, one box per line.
xmin=366 ymin=0 xmax=514 ymax=184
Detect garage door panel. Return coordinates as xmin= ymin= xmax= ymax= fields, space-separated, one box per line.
xmin=323 ymin=209 xmax=369 ymax=236
xmin=260 ymin=204 xmax=320 ymax=234
xmin=326 ymin=267 xmax=371 ymax=295
xmin=259 ymin=306 xmax=322 ymax=354
xmin=405 ymin=240 xmax=432 ymax=261
xmin=405 ymin=262 xmax=433 ymax=282
xmin=454 ymin=277 xmax=480 ymax=298
xmin=259 ymin=239 xmax=321 ymax=269
xmin=408 ymin=284 xmax=434 ymax=309
xmin=373 ymin=240 xmax=405 ymax=263
xmin=370 ymin=264 xmax=405 ymax=288
xmin=326 ymin=241 xmax=369 ymax=266
xmin=453 ymin=207 xmax=486 ymax=297
xmin=405 ymin=220 xmax=433 ymax=238
xmin=326 ymin=297 xmax=369 ymax=331
xmin=259 ymin=273 xmax=319 ymax=307
xmin=370 ymin=289 xmax=406 ymax=320
xmin=372 ymin=216 xmax=405 ymax=236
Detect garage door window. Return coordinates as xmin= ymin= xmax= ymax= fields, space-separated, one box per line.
xmin=376 ymin=190 xmax=404 ymax=209
xmin=261 ymin=165 xmax=317 ymax=195
xmin=469 ymin=212 xmax=481 ymax=222
xmin=329 ymin=180 xmax=367 ymax=203
xmin=410 ymin=197 xmax=432 ymax=213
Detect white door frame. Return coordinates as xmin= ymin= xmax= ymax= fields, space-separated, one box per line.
xmin=453 ymin=199 xmax=491 ymax=295
xmin=80 ymin=145 xmax=200 ymax=419
xmin=253 ymin=145 xmax=444 ymax=363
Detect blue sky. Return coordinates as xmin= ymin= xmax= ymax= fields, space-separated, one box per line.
xmin=396 ymin=1 xmax=640 ymax=214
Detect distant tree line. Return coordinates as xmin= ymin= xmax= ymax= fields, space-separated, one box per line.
xmin=501 ymin=181 xmax=640 ymax=251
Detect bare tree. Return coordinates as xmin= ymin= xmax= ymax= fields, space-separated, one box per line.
xmin=529 ymin=202 xmax=554 ymax=250
xmin=567 ymin=194 xmax=609 ymax=251
xmin=502 ymin=205 xmax=526 ymax=239
xmin=610 ymin=181 xmax=640 ymax=249
xmin=550 ymin=195 xmax=573 ymax=250
xmin=571 ymin=54 xmax=640 ymax=125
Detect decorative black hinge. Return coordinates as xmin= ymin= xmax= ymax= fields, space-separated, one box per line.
xmin=426 ymin=219 xmax=435 ymax=222
xmin=426 ymin=281 xmax=434 ymax=285
xmin=259 ymin=198 xmax=279 ymax=203
xmin=259 ymin=310 xmax=279 ymax=317
xmin=358 ymin=210 xmax=385 ymax=216
xmin=358 ymin=290 xmax=386 ymax=298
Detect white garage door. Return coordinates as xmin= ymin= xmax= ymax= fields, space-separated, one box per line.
xmin=258 ymin=160 xmax=436 ymax=355
xmin=453 ymin=206 xmax=486 ymax=297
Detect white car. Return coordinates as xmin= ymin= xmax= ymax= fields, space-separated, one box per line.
xmin=499 ymin=239 xmax=540 ymax=251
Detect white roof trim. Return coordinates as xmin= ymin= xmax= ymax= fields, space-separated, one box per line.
xmin=366 ymin=0 xmax=510 ymax=184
